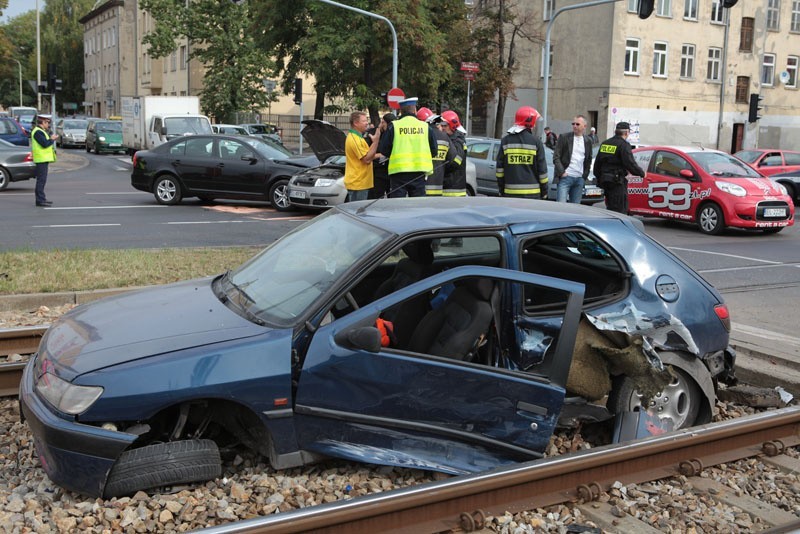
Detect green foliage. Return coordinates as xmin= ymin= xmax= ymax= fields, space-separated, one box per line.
xmin=0 ymin=11 xmax=38 ymax=108
xmin=140 ymin=0 xmax=276 ymax=121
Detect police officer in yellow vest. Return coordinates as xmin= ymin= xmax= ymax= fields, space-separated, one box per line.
xmin=31 ymin=114 xmax=59 ymax=207
xmin=378 ymin=97 xmax=438 ymax=198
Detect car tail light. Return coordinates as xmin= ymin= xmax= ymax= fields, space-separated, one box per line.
xmin=714 ymin=304 xmax=731 ymax=332
xmin=132 ymin=153 xmax=138 ymax=166
xmin=24 ymin=152 xmax=33 ymax=162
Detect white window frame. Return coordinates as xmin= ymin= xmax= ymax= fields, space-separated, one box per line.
xmin=710 ymin=0 xmax=723 ymax=23
xmin=707 ymin=47 xmax=722 ymax=82
xmin=684 ymin=0 xmax=698 ymax=19
xmin=680 ymin=44 xmax=695 ymax=78
xmin=787 ymin=56 xmax=798 ymax=87
xmin=628 ymin=0 xmax=640 ymax=12
xmin=657 ymin=0 xmax=672 ymax=17
xmin=792 ymin=0 xmax=800 ymax=32
xmin=762 ymin=53 xmax=776 ymax=86
xmin=653 ymin=41 xmax=668 ymax=78
xmin=544 ymin=0 xmax=555 ymax=20
xmin=625 ymin=38 xmax=640 ymax=75
xmin=767 ymin=0 xmax=780 ymax=29
xmin=540 ymin=44 xmax=554 ymax=77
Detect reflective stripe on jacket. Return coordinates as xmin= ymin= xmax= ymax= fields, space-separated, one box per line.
xmin=387 ymin=116 xmax=434 ymax=175
xmin=495 ymin=130 xmax=547 ymax=196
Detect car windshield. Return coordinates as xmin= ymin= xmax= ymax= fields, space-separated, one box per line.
xmin=246 ymin=124 xmax=274 ymax=134
xmin=97 ymin=122 xmax=122 ymax=133
xmin=690 ymin=151 xmax=762 ymax=178
xmin=734 ymin=150 xmax=761 ymax=163
xmin=64 ymin=120 xmax=88 ymax=129
xmin=243 ymin=136 xmax=293 ymax=158
xmin=164 ymin=117 xmax=213 ymax=136
xmin=222 ymin=210 xmax=388 ymax=326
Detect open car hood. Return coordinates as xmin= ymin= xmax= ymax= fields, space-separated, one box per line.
xmin=301 ymin=119 xmax=346 ymax=162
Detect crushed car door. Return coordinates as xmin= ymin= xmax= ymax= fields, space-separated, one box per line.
xmin=293 ymin=265 xmax=584 ymax=475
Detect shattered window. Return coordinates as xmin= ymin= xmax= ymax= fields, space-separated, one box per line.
xmin=520 ymin=230 xmax=627 ymax=313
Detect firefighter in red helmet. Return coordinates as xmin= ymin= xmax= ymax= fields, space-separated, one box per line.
xmin=495 ymin=106 xmax=549 ymax=199
xmin=417 ymin=107 xmax=451 ymax=196
xmin=440 ymin=110 xmax=467 ymax=197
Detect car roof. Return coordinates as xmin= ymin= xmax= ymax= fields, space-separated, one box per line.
xmin=337 ymin=196 xmax=622 ymax=234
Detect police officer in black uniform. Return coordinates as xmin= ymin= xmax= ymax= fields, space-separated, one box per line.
xmin=592 ymin=122 xmax=646 ymax=214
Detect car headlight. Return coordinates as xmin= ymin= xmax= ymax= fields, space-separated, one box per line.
xmin=35 ymin=372 xmax=103 ymax=414
xmin=98 ymin=136 xmax=106 ymax=142
xmin=774 ymin=182 xmax=788 ymax=195
xmin=715 ymin=181 xmax=747 ymax=197
xmin=315 ymin=178 xmax=336 ymax=187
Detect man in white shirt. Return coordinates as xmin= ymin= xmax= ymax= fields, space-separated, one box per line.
xmin=553 ymin=115 xmax=593 ymax=204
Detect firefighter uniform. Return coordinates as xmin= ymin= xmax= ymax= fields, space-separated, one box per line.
xmin=443 ymin=129 xmax=467 ymax=196
xmin=427 ymin=126 xmax=451 ymax=196
xmin=592 ymin=122 xmax=646 ymax=214
xmin=495 ymin=129 xmax=548 ymax=198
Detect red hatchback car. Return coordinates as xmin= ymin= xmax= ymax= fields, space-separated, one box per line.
xmin=628 ymin=146 xmax=794 ymax=235
xmin=734 ymin=149 xmax=800 ymax=177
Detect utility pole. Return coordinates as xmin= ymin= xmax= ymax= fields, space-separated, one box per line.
xmin=36 ymin=0 xmax=41 ymax=110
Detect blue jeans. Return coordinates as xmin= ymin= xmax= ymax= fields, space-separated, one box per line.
xmin=346 ymin=189 xmax=370 ymax=202
xmin=557 ymin=175 xmax=584 ymax=204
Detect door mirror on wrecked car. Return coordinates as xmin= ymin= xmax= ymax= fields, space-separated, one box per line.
xmin=340 ymin=326 xmax=382 ymax=353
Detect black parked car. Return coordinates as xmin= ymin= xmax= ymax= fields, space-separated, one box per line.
xmin=131 ymin=134 xmax=313 ymax=210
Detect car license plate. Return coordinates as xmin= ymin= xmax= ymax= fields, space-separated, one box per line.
xmin=289 ymin=190 xmax=306 ymax=199
xmin=764 ymin=208 xmax=786 ymax=217
xmin=584 ymin=186 xmax=602 ymax=197
xmin=109 ymin=143 xmax=121 ymax=147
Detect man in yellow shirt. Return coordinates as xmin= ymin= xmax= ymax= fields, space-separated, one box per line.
xmin=345 ymin=111 xmax=381 ymax=202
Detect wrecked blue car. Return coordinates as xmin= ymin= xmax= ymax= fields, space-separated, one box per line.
xmin=20 ymin=197 xmax=736 ymax=498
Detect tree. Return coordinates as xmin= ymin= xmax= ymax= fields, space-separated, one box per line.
xmin=140 ymin=0 xmax=276 ymax=121
xmin=249 ymin=0 xmax=470 ymax=124
xmin=0 ymin=11 xmax=38 ymax=109
xmin=469 ymin=0 xmax=542 ymax=138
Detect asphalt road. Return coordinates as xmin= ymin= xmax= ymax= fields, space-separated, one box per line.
xmin=2 ymin=148 xmax=799 ymax=343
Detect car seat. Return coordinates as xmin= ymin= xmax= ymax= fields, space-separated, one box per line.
xmin=407 ymin=278 xmax=494 ymax=361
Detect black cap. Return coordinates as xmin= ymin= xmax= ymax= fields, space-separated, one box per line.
xmin=615 ymin=121 xmax=630 ymax=130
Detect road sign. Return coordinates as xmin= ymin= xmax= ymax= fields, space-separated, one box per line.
xmin=263 ymin=78 xmax=277 ymax=92
xmin=460 ymin=62 xmax=480 ymax=72
xmin=463 ymin=72 xmax=475 ymax=81
xmin=387 ymin=87 xmax=405 ymax=110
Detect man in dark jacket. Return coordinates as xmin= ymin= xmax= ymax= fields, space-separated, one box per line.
xmin=553 ymin=115 xmax=593 ymax=204
xmin=592 ymin=122 xmax=646 ymax=214
xmin=440 ymin=110 xmax=467 ymax=196
xmin=496 ymin=106 xmax=548 ymax=199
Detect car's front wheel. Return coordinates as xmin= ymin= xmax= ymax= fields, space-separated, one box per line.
xmin=608 ymin=367 xmax=702 ymax=430
xmin=697 ymin=203 xmax=724 ymax=235
xmin=103 ymin=439 xmax=221 ymax=498
xmin=269 ymin=178 xmax=292 ymax=212
xmin=154 ymin=175 xmax=182 ymax=205
xmin=0 ymin=167 xmax=9 ymax=191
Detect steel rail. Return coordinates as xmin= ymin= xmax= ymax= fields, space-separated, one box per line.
xmin=200 ymin=406 xmax=800 ymax=534
xmin=0 ymin=326 xmax=47 ymax=358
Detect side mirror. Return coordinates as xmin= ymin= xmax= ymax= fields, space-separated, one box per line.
xmin=340 ymin=326 xmax=382 ymax=353
xmin=679 ymin=169 xmax=695 ymax=180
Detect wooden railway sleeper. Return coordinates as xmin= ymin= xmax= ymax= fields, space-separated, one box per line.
xmin=678 ymin=457 xmax=704 ymax=476
xmin=762 ymin=439 xmax=786 ymax=457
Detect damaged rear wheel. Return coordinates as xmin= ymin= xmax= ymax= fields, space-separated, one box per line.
xmin=608 ymin=367 xmax=702 ymax=430
xmin=103 ymin=439 xmax=221 ymax=498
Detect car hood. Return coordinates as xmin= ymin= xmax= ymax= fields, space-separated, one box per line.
xmin=38 ymin=277 xmax=268 ymax=380
xmin=732 ymin=176 xmax=790 ymax=197
xmin=301 ymin=119 xmax=346 ymax=162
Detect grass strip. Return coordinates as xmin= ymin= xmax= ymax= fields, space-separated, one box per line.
xmin=0 ymin=247 xmax=261 ymax=295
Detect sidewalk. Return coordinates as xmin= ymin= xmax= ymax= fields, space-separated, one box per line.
xmin=2 ymin=288 xmax=798 ymax=395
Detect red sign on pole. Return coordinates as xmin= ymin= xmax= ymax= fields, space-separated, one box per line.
xmin=460 ymin=62 xmax=480 ymax=72
xmin=386 ymin=87 xmax=405 ymax=110
xmin=463 ymin=72 xmax=475 ymax=81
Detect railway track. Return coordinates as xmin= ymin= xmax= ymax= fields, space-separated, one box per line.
xmin=0 ymin=326 xmax=45 ymax=397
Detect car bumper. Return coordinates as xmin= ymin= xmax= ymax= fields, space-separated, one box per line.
xmin=288 ymin=184 xmax=347 ymax=209
xmin=725 ymin=200 xmax=795 ymax=229
xmin=19 ymin=358 xmax=136 ymax=497
xmin=7 ymin=162 xmax=36 ymax=182
xmin=97 ymin=143 xmax=124 ymax=153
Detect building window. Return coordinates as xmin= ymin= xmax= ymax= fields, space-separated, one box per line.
xmin=657 ymin=0 xmax=671 ymax=16
xmin=180 ymin=45 xmax=187 ymax=70
xmin=628 ymin=0 xmax=639 ymax=12
xmin=170 ymin=50 xmax=177 ymax=72
xmin=792 ymin=0 xmax=800 ymax=31
xmin=625 ymin=38 xmax=640 ymax=74
xmin=710 ymin=0 xmax=723 ymax=23
xmin=740 ymin=17 xmax=754 ymax=51
xmin=788 ymin=56 xmax=799 ymax=87
xmin=684 ymin=0 xmax=697 ymax=19
xmin=544 ymin=0 xmax=555 ymax=20
xmin=707 ymin=47 xmax=722 ymax=81
xmin=735 ymin=76 xmax=749 ymax=103
xmin=680 ymin=44 xmax=695 ymax=78
xmin=653 ymin=41 xmax=668 ymax=77
xmin=540 ymin=44 xmax=554 ymax=77
xmin=767 ymin=0 xmax=780 ymax=30
xmin=762 ymin=53 xmax=776 ymax=86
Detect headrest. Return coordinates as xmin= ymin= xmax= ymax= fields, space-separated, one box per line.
xmin=401 ymin=240 xmax=434 ymax=265
xmin=461 ymin=278 xmax=494 ymax=301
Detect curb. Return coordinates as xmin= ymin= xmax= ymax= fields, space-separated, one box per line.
xmin=0 ymin=287 xmax=145 ymax=312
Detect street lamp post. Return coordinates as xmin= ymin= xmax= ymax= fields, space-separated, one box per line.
xmin=36 ymin=0 xmax=42 ymax=109
xmin=12 ymin=59 xmax=22 ymax=106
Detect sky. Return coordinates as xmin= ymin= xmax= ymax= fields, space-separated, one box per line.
xmin=2 ymin=0 xmax=39 ymax=22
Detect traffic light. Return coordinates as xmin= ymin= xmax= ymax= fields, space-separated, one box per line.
xmin=722 ymin=0 xmax=738 ymax=7
xmin=54 ymin=79 xmax=63 ymax=92
xmin=638 ymin=0 xmax=654 ymax=19
xmin=293 ymin=78 xmax=303 ymax=105
xmin=47 ymin=63 xmax=57 ymax=93
xmin=748 ymin=93 xmax=764 ymax=123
